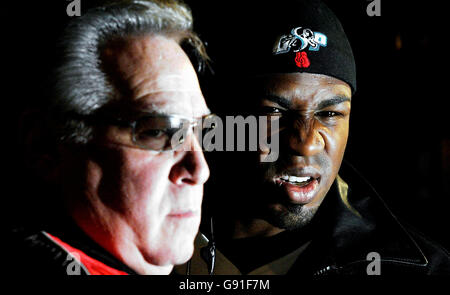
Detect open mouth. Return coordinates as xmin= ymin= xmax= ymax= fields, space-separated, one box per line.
xmin=279 ymin=175 xmax=315 ymax=187
xmin=274 ymin=173 xmax=321 ymax=204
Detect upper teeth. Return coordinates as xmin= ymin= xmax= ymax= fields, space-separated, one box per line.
xmin=281 ymin=175 xmax=312 ymax=183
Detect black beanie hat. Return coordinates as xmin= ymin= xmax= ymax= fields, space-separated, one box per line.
xmin=254 ymin=0 xmax=356 ymax=93
xmin=205 ymin=0 xmax=357 ymax=93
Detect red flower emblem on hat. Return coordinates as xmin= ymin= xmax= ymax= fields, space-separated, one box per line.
xmin=295 ymin=51 xmax=310 ymax=68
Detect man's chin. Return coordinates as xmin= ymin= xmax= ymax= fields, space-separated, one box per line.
xmin=263 ymin=202 xmax=319 ymax=231
xmin=143 ymin=241 xmax=194 ymax=267
xmin=165 ymin=231 xmax=198 ymax=264
xmin=167 ymin=241 xmax=195 ymax=266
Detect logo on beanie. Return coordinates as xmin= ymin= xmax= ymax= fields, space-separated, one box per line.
xmin=273 ymin=27 xmax=327 ymax=68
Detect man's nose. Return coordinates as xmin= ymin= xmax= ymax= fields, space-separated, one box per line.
xmin=286 ymin=120 xmax=325 ymax=157
xmin=169 ymin=135 xmax=210 ymax=186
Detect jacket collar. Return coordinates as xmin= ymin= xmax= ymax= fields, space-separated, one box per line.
xmin=45 ymin=216 xmax=138 ymax=275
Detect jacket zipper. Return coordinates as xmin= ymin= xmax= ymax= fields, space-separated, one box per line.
xmin=313 ymin=265 xmax=338 ymax=276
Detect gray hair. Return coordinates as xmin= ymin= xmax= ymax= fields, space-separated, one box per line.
xmin=49 ymin=0 xmax=208 ymax=144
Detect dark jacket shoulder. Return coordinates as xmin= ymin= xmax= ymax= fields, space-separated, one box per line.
xmin=301 ymin=162 xmax=450 ymax=275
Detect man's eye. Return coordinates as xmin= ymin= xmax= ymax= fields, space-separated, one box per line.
xmin=140 ymin=129 xmax=167 ymax=138
xmin=316 ymin=111 xmax=342 ymax=117
xmin=260 ymin=106 xmax=283 ymax=115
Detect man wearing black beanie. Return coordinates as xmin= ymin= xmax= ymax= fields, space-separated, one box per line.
xmin=176 ymin=0 xmax=450 ymax=275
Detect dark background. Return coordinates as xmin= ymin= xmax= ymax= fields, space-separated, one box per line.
xmin=2 ymin=0 xmax=449 ymax=251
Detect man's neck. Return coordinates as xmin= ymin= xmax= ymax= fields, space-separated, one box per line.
xmin=230 ymin=218 xmax=285 ymax=239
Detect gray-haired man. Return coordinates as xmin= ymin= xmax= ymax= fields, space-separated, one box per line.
xmin=9 ymin=0 xmax=210 ymax=275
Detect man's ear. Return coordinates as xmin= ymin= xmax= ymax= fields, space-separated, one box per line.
xmin=19 ymin=109 xmax=61 ymax=183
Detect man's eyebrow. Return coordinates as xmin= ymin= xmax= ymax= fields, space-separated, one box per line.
xmin=133 ymin=107 xmax=212 ymax=119
xmin=262 ymin=94 xmax=292 ymax=109
xmin=317 ymin=96 xmax=351 ymax=109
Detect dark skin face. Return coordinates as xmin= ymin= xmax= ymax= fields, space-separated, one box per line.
xmin=232 ymin=72 xmax=352 ymax=238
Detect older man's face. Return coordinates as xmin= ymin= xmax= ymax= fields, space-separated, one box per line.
xmin=60 ymin=35 xmax=210 ymax=274
xmin=252 ymin=73 xmax=351 ymax=231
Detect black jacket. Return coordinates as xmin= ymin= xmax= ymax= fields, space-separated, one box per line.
xmin=6 ymin=219 xmax=137 ymax=275
xmin=289 ymin=162 xmax=450 ymax=275
xmin=176 ymin=162 xmax=450 ymax=275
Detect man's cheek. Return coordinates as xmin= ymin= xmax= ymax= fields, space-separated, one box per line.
xmin=324 ymin=123 xmax=348 ymax=154
xmin=335 ymin=126 xmax=349 ymax=166
xmin=127 ymin=165 xmax=169 ymax=202
xmin=123 ymin=151 xmax=172 ymax=186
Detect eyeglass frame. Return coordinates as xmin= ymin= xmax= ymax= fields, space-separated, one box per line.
xmin=77 ymin=111 xmax=216 ymax=152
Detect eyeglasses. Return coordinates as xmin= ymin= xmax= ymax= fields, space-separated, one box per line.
xmin=92 ymin=113 xmax=216 ymax=152
xmin=132 ymin=114 xmax=211 ymax=151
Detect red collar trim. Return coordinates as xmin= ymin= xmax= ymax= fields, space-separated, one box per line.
xmin=46 ymin=233 xmax=129 ymax=275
